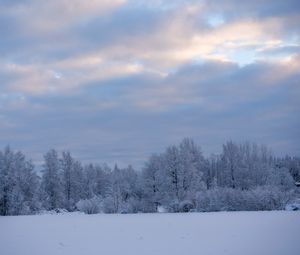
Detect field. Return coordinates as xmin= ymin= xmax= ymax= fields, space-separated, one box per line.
xmin=1 ymin=211 xmax=299 ymax=255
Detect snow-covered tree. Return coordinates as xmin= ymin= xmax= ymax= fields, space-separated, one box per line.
xmin=141 ymin=154 xmax=164 ymax=212
xmin=220 ymin=141 xmax=240 ymax=188
xmin=83 ymin=163 xmax=111 ymax=199
xmin=178 ymin=138 xmax=206 ymax=196
xmin=61 ymin=151 xmax=74 ymax=210
xmin=0 ymin=139 xmax=298 ymax=215
xmin=0 ymin=147 xmax=40 ymax=215
xmin=40 ymin=149 xmax=63 ymax=210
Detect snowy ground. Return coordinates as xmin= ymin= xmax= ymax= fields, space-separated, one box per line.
xmin=1 ymin=211 xmax=299 ymax=255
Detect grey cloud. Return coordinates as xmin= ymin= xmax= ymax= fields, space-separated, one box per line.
xmin=1 ymin=0 xmax=299 ymax=168
xmin=206 ymin=0 xmax=300 ymax=19
xmin=73 ymin=6 xmax=164 ymax=47
xmin=1 ymin=58 xmax=299 ymax=168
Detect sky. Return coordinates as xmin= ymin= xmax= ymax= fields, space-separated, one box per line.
xmin=0 ymin=0 xmax=300 ymax=168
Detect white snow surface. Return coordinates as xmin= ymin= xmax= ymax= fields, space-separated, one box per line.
xmin=1 ymin=211 xmax=299 ymax=255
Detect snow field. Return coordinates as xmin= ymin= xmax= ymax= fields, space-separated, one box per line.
xmin=0 ymin=211 xmax=299 ymax=255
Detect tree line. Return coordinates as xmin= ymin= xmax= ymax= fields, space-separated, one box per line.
xmin=1 ymin=138 xmax=299 ymax=215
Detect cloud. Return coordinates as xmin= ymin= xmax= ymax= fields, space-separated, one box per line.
xmin=0 ymin=0 xmax=299 ymax=167
xmin=4 ymin=60 xmax=144 ymax=95
xmin=205 ymin=0 xmax=300 ymax=18
xmin=1 ymin=0 xmax=299 ymax=95
xmin=1 ymin=0 xmax=127 ymax=31
xmin=1 ymin=57 xmax=299 ymax=167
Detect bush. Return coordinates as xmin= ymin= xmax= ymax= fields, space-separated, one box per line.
xmin=165 ymin=199 xmax=195 ymax=213
xmin=285 ymin=198 xmax=300 ymax=211
xmin=196 ymin=186 xmax=295 ymax=212
xmin=167 ymin=199 xmax=180 ymax=212
xmin=179 ymin=200 xmax=194 ymax=212
xmin=102 ymin=196 xmax=142 ymax=214
xmin=76 ymin=196 xmax=103 ymax=214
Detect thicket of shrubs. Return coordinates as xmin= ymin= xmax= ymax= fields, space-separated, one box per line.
xmin=195 ymin=186 xmax=295 ymax=212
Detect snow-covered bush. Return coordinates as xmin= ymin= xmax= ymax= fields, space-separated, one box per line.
xmin=122 ymin=197 xmax=142 ymax=213
xmin=164 ymin=199 xmax=195 ymax=213
xmin=76 ymin=196 xmax=103 ymax=214
xmin=266 ymin=167 xmax=295 ymax=190
xmin=285 ymin=198 xmax=300 ymax=211
xmin=179 ymin=200 xmax=195 ymax=212
xmin=196 ymin=186 xmax=295 ymax=212
xmin=102 ymin=196 xmax=141 ymax=214
xmin=167 ymin=200 xmax=180 ymax=212
xmin=38 ymin=208 xmax=69 ymax=215
xmin=102 ymin=196 xmax=117 ymax=213
xmin=246 ymin=186 xmax=294 ymax=210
